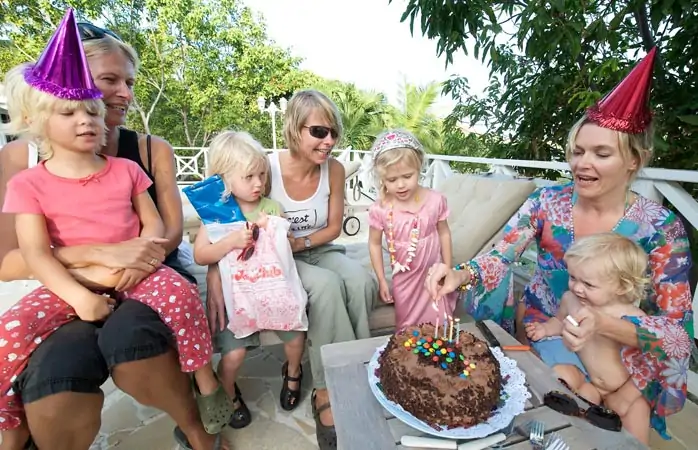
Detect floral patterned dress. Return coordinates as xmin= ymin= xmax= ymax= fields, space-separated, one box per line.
xmin=461 ymin=183 xmax=693 ymax=437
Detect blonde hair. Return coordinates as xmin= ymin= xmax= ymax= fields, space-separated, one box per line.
xmin=82 ymin=35 xmax=140 ymax=70
xmin=566 ymin=115 xmax=653 ymax=181
xmin=207 ymin=131 xmax=269 ymax=196
xmin=4 ymin=63 xmax=106 ymax=159
xmin=371 ymin=131 xmax=425 ymax=196
xmin=283 ymin=90 xmax=342 ymax=152
xmin=564 ymin=232 xmax=649 ymax=304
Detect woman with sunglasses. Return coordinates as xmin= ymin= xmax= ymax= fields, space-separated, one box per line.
xmin=205 ymin=89 xmax=377 ymax=450
xmin=426 ymin=48 xmax=693 ymax=443
xmin=0 ymin=22 xmax=228 ymax=450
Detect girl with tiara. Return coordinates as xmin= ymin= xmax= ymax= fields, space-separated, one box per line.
xmin=368 ymin=130 xmax=457 ymax=330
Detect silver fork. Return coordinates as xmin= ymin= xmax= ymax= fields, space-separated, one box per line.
xmin=544 ymin=432 xmax=569 ymax=450
xmin=528 ymin=420 xmax=545 ymax=449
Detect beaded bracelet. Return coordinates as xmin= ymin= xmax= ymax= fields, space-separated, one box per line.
xmin=454 ymin=262 xmax=478 ymax=292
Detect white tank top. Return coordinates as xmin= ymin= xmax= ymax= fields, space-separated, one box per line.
xmin=269 ymin=151 xmax=330 ymax=239
xmin=0 ymin=142 xmax=42 ymax=314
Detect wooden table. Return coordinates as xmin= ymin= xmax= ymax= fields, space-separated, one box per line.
xmin=321 ymin=320 xmax=646 ymax=450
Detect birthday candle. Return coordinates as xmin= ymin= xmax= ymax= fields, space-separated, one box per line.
xmin=432 ymin=302 xmax=440 ymax=338
xmin=448 ymin=315 xmax=454 ymax=342
xmin=455 ymin=317 xmax=461 ymax=341
xmin=443 ymin=311 xmax=447 ymax=343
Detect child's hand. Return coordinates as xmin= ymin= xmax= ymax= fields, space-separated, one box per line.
xmin=74 ymin=292 xmax=115 ymax=322
xmin=525 ymin=322 xmax=549 ymax=342
xmin=115 ymin=268 xmax=150 ymax=292
xmin=379 ymin=281 xmax=393 ymax=304
xmin=225 ymin=227 xmax=254 ymax=250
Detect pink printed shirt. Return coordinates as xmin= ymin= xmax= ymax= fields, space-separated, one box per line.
xmin=3 ymin=156 xmax=152 ymax=246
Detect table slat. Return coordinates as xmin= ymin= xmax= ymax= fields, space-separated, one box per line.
xmin=325 ymin=362 xmax=396 ymax=450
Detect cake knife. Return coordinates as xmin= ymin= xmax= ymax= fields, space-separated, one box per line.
xmin=475 ymin=321 xmax=530 ymax=351
xmin=400 ymin=432 xmax=505 ymax=449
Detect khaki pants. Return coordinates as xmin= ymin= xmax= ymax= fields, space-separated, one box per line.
xmin=294 ymin=244 xmax=377 ymax=389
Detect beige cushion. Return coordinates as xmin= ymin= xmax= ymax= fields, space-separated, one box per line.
xmin=441 ymin=175 xmax=536 ymax=265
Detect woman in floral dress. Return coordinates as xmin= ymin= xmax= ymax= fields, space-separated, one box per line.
xmin=426 ymin=47 xmax=693 ymax=443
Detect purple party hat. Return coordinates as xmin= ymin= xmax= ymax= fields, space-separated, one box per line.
xmin=23 ymin=8 xmax=102 ymax=101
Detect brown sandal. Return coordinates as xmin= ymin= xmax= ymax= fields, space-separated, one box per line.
xmin=311 ymin=389 xmax=337 ymax=450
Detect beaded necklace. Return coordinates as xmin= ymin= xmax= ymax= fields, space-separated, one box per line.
xmin=569 ymin=190 xmax=632 ymax=242
xmin=386 ymin=203 xmax=420 ymax=274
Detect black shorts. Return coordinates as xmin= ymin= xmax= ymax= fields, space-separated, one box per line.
xmin=13 ymin=300 xmax=175 ymax=404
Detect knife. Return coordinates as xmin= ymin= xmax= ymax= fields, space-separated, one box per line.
xmin=400 ymin=433 xmax=505 ymax=449
xmin=475 ymin=321 xmax=530 ymax=351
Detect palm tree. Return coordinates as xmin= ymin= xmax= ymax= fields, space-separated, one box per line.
xmin=383 ymin=81 xmax=443 ymax=154
xmin=312 ymin=80 xmax=388 ymax=149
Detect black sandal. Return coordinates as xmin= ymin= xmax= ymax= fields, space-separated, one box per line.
xmin=229 ymin=382 xmax=251 ymax=429
xmin=311 ymin=389 xmax=337 ymax=450
xmin=280 ymin=361 xmax=303 ymax=411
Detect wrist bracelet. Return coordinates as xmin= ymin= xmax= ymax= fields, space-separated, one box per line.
xmin=454 ymin=262 xmax=477 ymax=292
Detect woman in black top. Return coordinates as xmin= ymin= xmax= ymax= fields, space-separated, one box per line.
xmin=0 ymin=25 xmax=227 ymax=450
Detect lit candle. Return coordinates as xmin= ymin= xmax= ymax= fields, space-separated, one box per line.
xmin=432 ymin=302 xmax=440 ymax=338
xmin=448 ymin=315 xmax=454 ymax=342
xmin=455 ymin=317 xmax=461 ymax=342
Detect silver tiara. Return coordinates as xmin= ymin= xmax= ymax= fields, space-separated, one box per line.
xmin=370 ymin=130 xmax=424 ymax=160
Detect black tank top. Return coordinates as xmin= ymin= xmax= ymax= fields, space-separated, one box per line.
xmin=114 ymin=128 xmax=196 ymax=284
xmin=116 ymin=128 xmax=158 ymax=207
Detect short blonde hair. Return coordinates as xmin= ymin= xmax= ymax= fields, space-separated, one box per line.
xmin=207 ymin=131 xmax=269 ymax=189
xmin=4 ymin=63 xmax=106 ymax=159
xmin=83 ymin=35 xmax=140 ymax=70
xmin=566 ymin=115 xmax=653 ymax=181
xmin=564 ymin=232 xmax=649 ymax=304
xmin=283 ymin=90 xmax=342 ymax=152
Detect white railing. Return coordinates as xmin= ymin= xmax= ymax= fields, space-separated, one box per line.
xmin=173 ymin=146 xmax=698 ymax=338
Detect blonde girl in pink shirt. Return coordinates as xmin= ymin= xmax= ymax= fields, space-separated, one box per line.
xmin=0 ymin=11 xmax=231 ymax=448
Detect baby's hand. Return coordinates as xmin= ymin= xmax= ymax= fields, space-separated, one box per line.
xmin=379 ymin=282 xmax=393 ymax=304
xmin=525 ymin=322 xmax=548 ymax=342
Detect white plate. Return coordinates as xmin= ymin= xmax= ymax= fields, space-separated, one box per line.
xmin=367 ymin=342 xmax=530 ymax=439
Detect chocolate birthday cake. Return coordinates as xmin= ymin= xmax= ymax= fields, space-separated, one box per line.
xmin=377 ymin=323 xmax=502 ymax=429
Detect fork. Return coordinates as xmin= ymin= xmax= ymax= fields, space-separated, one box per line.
xmin=544 ymin=432 xmax=569 ymax=450
xmin=528 ymin=420 xmax=545 ymax=449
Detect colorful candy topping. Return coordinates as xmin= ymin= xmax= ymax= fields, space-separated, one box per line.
xmin=403 ymin=330 xmax=477 ymax=378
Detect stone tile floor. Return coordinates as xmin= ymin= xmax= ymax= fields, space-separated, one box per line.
xmin=91 ymin=345 xmax=318 ymax=450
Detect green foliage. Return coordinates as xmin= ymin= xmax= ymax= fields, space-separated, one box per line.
xmin=394 ymin=0 xmax=698 ymax=175
xmin=1 ymin=0 xmax=315 ymax=148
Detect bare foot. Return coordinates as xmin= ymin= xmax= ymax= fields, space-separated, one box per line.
xmin=188 ymin=430 xmax=231 ymax=450
xmin=314 ymin=389 xmax=334 ymax=427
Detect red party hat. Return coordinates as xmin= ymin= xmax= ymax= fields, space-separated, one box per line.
xmin=586 ymin=47 xmax=657 ymax=134
xmin=23 ymin=8 xmax=102 ymax=101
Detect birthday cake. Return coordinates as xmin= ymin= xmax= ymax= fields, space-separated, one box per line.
xmin=377 ymin=323 xmax=502 ymax=429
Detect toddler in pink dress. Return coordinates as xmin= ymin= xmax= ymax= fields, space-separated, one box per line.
xmin=367 ymin=130 xmax=457 ymax=329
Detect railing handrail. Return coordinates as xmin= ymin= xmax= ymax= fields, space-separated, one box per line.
xmin=172 ymin=147 xmax=698 ymax=184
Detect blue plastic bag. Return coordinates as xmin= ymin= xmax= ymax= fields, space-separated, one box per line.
xmin=182 ymin=175 xmax=245 ymax=225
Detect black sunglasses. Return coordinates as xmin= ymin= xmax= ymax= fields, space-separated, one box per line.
xmin=304 ymin=125 xmax=338 ymax=140
xmin=544 ymin=379 xmax=622 ymax=432
xmin=77 ymin=22 xmax=123 ymax=42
